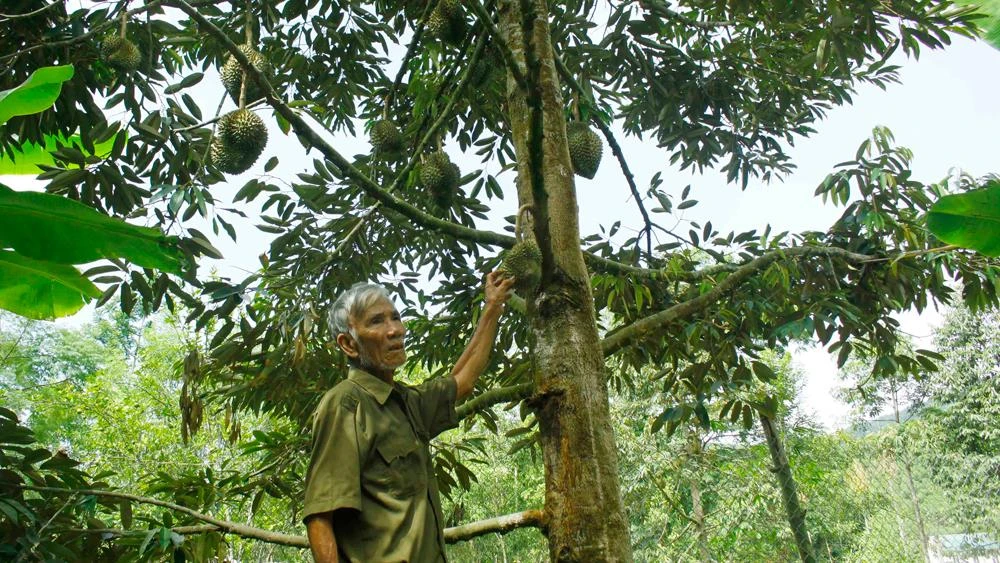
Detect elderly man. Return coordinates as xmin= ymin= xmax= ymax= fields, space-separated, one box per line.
xmin=303 ymin=272 xmax=515 ymax=562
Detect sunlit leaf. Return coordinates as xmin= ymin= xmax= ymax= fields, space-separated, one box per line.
xmin=0 ymin=65 xmax=74 ymax=125
xmin=0 ymin=133 xmax=119 ymax=175
xmin=927 ymin=181 xmax=1000 ymax=257
xmin=0 ymin=184 xmax=186 ymax=272
xmin=0 ymin=250 xmax=100 ymax=319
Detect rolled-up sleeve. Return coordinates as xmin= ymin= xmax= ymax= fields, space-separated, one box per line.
xmin=303 ymin=392 xmax=364 ymax=521
xmin=410 ymin=377 xmax=459 ymax=439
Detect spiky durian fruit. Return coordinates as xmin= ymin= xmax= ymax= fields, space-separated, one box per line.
xmin=419 ymin=150 xmax=460 ymax=209
xmin=211 ymin=110 xmax=268 ymax=174
xmin=369 ymin=119 xmax=404 ymax=156
xmin=498 ymin=240 xmax=542 ymax=293
xmin=210 ymin=138 xmax=252 ymax=174
xmin=218 ymin=109 xmax=268 ymax=154
xmin=101 ymin=36 xmax=141 ymax=72
xmin=220 ymin=44 xmax=273 ymax=104
xmin=566 ymin=121 xmax=602 ymax=179
xmin=426 ymin=0 xmax=467 ymax=45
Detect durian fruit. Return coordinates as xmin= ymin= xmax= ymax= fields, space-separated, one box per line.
xmin=566 ymin=121 xmax=602 ymax=179
xmin=419 ymin=150 xmax=460 ymax=209
xmin=218 ymin=109 xmax=268 ymax=154
xmin=209 ymin=138 xmax=251 ymax=175
xmin=369 ymin=119 xmax=404 ymax=157
xmin=211 ymin=109 xmax=268 ymax=174
xmin=220 ymin=44 xmax=273 ymax=104
xmin=426 ymin=0 xmax=467 ymax=46
xmin=498 ymin=240 xmax=542 ymax=294
xmin=101 ymin=36 xmax=142 ymax=72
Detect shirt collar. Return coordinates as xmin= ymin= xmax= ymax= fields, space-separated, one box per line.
xmin=347 ymin=367 xmax=394 ymax=405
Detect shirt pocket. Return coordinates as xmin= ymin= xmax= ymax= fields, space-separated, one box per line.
xmin=372 ymin=434 xmax=425 ymax=498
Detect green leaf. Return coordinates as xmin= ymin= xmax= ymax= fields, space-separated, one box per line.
xmin=927 ymin=181 xmax=1000 ymax=257
xmin=751 ymin=360 xmax=776 ymax=382
xmin=955 ymin=0 xmax=1000 ymax=50
xmin=0 ymin=184 xmax=186 ymax=272
xmin=0 ymin=133 xmax=120 ymax=175
xmin=0 ymin=65 xmax=74 ymax=125
xmin=0 ymin=250 xmax=100 ymax=320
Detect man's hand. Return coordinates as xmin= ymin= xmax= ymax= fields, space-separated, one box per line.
xmin=451 ymin=271 xmax=516 ymax=400
xmin=484 ymin=271 xmax=515 ymax=308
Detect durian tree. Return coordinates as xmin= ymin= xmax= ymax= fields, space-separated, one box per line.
xmin=3 ymin=0 xmax=1000 ymax=561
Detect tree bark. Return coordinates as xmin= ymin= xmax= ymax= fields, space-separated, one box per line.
xmin=497 ymin=1 xmax=633 ymax=560
xmin=759 ymin=414 xmax=816 ymax=563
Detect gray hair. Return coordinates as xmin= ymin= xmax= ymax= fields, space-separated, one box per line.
xmin=327 ymin=282 xmax=393 ymax=339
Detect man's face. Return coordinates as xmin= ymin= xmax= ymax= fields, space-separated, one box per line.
xmin=347 ymin=297 xmax=407 ymax=374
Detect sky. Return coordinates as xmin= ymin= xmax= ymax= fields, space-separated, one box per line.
xmin=4 ymin=17 xmax=999 ymax=430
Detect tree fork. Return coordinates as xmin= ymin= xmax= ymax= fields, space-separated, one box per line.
xmin=498 ymin=0 xmax=633 ymax=560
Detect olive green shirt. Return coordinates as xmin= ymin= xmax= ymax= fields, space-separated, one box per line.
xmin=303 ymin=367 xmax=459 ymax=562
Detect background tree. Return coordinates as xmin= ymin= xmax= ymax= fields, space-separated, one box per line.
xmin=3 ymin=0 xmax=1000 ymax=560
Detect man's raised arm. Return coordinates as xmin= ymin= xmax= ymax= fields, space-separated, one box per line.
xmin=451 ymin=271 xmax=515 ymax=400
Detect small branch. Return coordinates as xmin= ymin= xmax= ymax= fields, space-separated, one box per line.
xmin=553 ymin=54 xmax=653 ymax=256
xmin=638 ymin=0 xmax=735 ymax=29
xmin=445 ymin=509 xmax=546 ymax=543
xmin=13 ymin=484 xmax=307 ymax=547
xmin=0 ymin=1 xmax=63 ymax=20
xmin=468 ymin=0 xmax=529 ymax=91
xmin=71 ymin=524 xmax=217 ymax=536
xmin=167 ymin=0 xmax=514 ymax=250
xmin=384 ymin=2 xmax=434 ymax=110
xmin=456 ymin=382 xmax=533 ymax=420
xmin=600 ymin=245 xmax=875 ymax=356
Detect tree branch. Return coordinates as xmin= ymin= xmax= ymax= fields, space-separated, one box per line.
xmin=445 ymin=509 xmax=546 ymax=542
xmin=0 ymin=2 xmax=63 ymax=20
xmin=20 ymin=485 xmax=543 ymax=547
xmin=166 ymin=0 xmax=513 ymax=250
xmin=456 ymin=382 xmax=533 ymax=420
xmin=14 ymin=484 xmax=307 ymax=547
xmin=600 ymin=245 xmax=875 ymax=356
xmin=384 ymin=2 xmax=434 ymax=112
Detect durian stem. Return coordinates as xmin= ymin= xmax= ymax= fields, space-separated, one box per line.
xmin=119 ymin=2 xmax=128 ymax=38
xmin=514 ymin=204 xmax=533 ymax=242
xmin=572 ymin=91 xmax=580 ymax=121
xmin=240 ymin=0 xmax=253 ymax=109
xmin=244 ymin=0 xmax=254 ymax=44
xmin=239 ymin=71 xmax=248 ymax=109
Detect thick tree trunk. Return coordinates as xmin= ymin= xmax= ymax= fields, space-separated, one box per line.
xmin=497 ymin=1 xmax=633 ymax=560
xmin=759 ymin=414 xmax=815 ymax=563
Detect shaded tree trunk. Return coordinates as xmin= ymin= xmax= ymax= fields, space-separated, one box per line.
xmin=759 ymin=413 xmax=815 ymax=563
xmin=498 ymin=1 xmax=632 ymax=560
